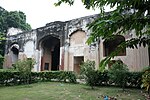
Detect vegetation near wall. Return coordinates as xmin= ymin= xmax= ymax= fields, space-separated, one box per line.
xmin=0 ymin=59 xmax=148 ymax=94
xmin=79 ymin=60 xmax=145 ymax=89
xmin=1 ymin=59 xmax=77 ymax=85
xmin=109 ymin=61 xmax=129 ymax=90
xmin=0 ymin=68 xmax=146 ymax=91
xmin=81 ymin=70 xmax=143 ymax=88
xmin=141 ymin=67 xmax=150 ymax=95
xmin=0 ymin=70 xmax=77 ymax=85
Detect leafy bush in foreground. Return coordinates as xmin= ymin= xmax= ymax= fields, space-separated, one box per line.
xmin=109 ymin=61 xmax=129 ymax=90
xmin=141 ymin=67 xmax=150 ymax=95
xmin=80 ymin=60 xmax=99 ymax=89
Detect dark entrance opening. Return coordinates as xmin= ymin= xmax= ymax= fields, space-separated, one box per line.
xmin=41 ymin=36 xmax=60 ymax=71
xmin=11 ymin=46 xmax=19 ymax=55
xmin=44 ymin=63 xmax=49 ymax=70
xmin=51 ymin=42 xmax=60 ymax=70
xmin=103 ymin=35 xmax=126 ymax=56
xmin=10 ymin=44 xmax=19 ymax=64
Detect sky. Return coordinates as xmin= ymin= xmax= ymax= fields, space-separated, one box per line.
xmin=1 ymin=0 xmax=100 ymax=29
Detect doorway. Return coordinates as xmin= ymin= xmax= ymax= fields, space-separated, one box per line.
xmin=74 ymin=56 xmax=84 ymax=74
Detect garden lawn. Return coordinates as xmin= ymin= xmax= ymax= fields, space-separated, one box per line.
xmin=0 ymin=82 xmax=146 ymax=100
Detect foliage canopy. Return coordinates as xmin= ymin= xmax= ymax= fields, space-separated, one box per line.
xmin=0 ymin=6 xmax=31 ymax=33
xmin=0 ymin=6 xmax=31 ymax=68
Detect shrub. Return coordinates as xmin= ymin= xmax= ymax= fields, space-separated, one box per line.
xmin=14 ymin=58 xmax=35 ymax=84
xmin=126 ymin=72 xmax=142 ymax=88
xmin=0 ymin=71 xmax=76 ymax=86
xmin=141 ymin=67 xmax=150 ymax=95
xmin=97 ymin=71 xmax=110 ymax=86
xmin=109 ymin=61 xmax=129 ymax=90
xmin=80 ymin=60 xmax=99 ymax=89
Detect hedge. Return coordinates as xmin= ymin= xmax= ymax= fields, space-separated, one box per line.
xmin=78 ymin=70 xmax=143 ymax=88
xmin=86 ymin=71 xmax=143 ymax=88
xmin=0 ymin=70 xmax=77 ymax=86
xmin=0 ymin=70 xmax=143 ymax=88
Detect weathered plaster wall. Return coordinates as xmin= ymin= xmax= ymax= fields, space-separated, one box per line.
xmin=115 ymin=46 xmax=149 ymax=71
xmin=100 ymin=31 xmax=149 ymax=71
xmin=7 ymin=27 xmax=23 ymax=36
xmin=63 ymin=14 xmax=99 ymax=71
xmin=4 ymin=29 xmax=37 ymax=69
xmin=24 ymin=41 xmax=34 ymax=58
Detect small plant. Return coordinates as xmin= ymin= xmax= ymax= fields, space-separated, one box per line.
xmin=109 ymin=61 xmax=129 ymax=90
xmin=80 ymin=60 xmax=99 ymax=89
xmin=141 ymin=67 xmax=150 ymax=95
xmin=14 ymin=58 xmax=35 ymax=84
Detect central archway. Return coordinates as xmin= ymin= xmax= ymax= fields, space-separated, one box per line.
xmin=40 ymin=36 xmax=60 ymax=71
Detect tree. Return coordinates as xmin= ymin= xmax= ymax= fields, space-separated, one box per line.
xmin=55 ymin=0 xmax=150 ymax=68
xmin=0 ymin=6 xmax=31 ymax=68
xmin=0 ymin=6 xmax=31 ymax=33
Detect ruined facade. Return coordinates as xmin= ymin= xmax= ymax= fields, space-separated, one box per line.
xmin=3 ymin=14 xmax=150 ymax=72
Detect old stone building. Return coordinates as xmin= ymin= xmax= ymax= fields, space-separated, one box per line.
xmin=3 ymin=14 xmax=150 ymax=72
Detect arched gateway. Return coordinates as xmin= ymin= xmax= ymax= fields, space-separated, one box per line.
xmin=39 ymin=35 xmax=60 ymax=71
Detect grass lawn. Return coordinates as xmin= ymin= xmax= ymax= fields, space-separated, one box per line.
xmin=0 ymin=82 xmax=146 ymax=100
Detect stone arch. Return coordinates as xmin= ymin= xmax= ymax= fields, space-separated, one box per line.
xmin=39 ymin=35 xmax=60 ymax=71
xmin=3 ymin=43 xmax=20 ymax=68
xmin=103 ymin=35 xmax=126 ymax=56
xmin=9 ymin=43 xmax=19 ymax=64
xmin=37 ymin=33 xmax=60 ymax=50
xmin=69 ymin=29 xmax=86 ymax=46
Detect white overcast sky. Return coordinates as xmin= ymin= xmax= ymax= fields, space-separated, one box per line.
xmin=1 ymin=0 xmax=101 ymax=29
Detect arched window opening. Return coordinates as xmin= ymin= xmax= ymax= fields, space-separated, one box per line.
xmin=104 ymin=35 xmax=126 ymax=56
xmin=11 ymin=46 xmax=19 ymax=55
xmin=70 ymin=30 xmax=86 ymax=46
xmin=10 ymin=44 xmax=19 ymax=64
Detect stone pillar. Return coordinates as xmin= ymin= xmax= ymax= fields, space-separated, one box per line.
xmin=95 ymin=42 xmax=100 ymax=70
xmin=34 ymin=50 xmax=40 ymax=72
xmin=59 ymin=47 xmax=64 ymax=70
xmin=64 ymin=44 xmax=69 ymax=71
